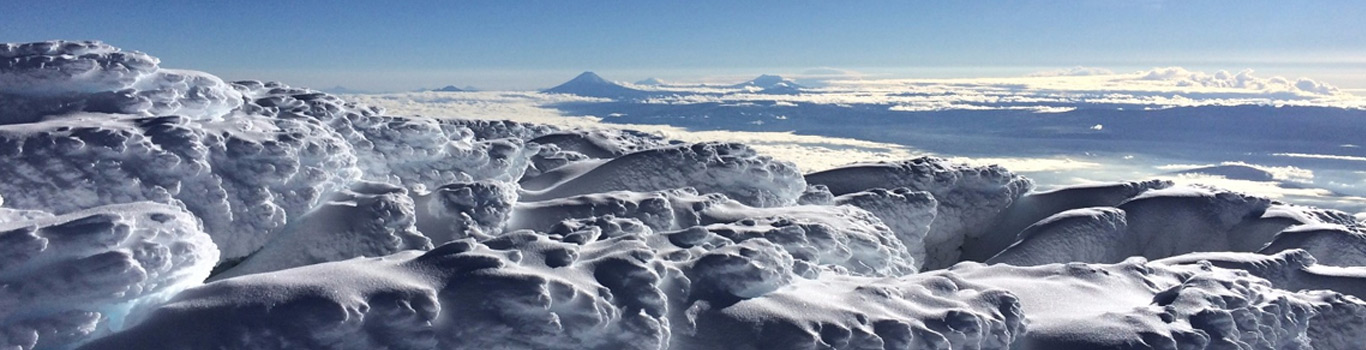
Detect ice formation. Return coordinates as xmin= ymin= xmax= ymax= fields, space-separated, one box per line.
xmin=521 ymin=142 xmax=806 ymax=208
xmin=0 ymin=202 xmax=217 ymax=350
xmin=5 ymin=41 xmax=1366 ymax=349
xmin=211 ymin=181 xmax=431 ymax=280
xmin=806 ymin=157 xmax=1033 ymax=269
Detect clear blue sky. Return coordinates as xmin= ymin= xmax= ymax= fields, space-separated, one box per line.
xmin=5 ymin=1 xmax=1364 ymax=91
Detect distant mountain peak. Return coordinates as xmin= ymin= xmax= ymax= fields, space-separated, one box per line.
xmin=635 ymin=77 xmax=667 ymax=86
xmin=734 ymin=74 xmax=804 ymax=89
xmin=431 ymin=85 xmax=463 ymax=92
xmin=545 ymin=71 xmax=649 ymax=99
xmin=567 ymin=71 xmax=610 ymax=84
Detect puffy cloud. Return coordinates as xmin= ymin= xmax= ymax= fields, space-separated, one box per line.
xmin=1138 ymin=67 xmax=1342 ymax=96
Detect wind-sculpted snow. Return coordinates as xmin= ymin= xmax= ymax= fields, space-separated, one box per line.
xmin=677 ymin=272 xmax=1028 ymax=350
xmin=529 ymin=129 xmax=672 ymax=159
xmin=1259 ymin=224 xmax=1366 ymax=267
xmin=954 ymin=259 xmax=1366 ymax=350
xmin=0 ymin=202 xmax=217 ymax=350
xmin=212 ymin=182 xmax=431 ymax=280
xmin=967 ymin=180 xmax=1172 ymax=262
xmin=1156 ymin=250 xmax=1366 ymax=301
xmin=83 ymin=237 xmax=677 ymax=350
xmin=522 ymin=142 xmax=806 ymax=207
xmin=833 ymin=188 xmax=937 ymax=269
xmin=514 ymin=187 xmax=917 ymax=276
xmin=12 ymin=41 xmax=1366 ymax=350
xmin=986 ymin=207 xmax=1131 ymax=266
xmin=0 ymin=41 xmax=543 ymax=263
xmin=0 ymin=41 xmax=243 ymax=125
xmin=414 ymin=180 xmax=518 ymax=243
xmin=0 ymin=113 xmax=351 ymax=262
xmin=687 ymin=205 xmax=917 ymax=277
xmin=985 ymin=185 xmax=1358 ymax=266
xmin=807 ymin=157 xmax=1032 ymax=269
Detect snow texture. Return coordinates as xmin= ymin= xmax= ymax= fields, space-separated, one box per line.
xmin=986 ymin=185 xmax=1358 ymax=266
xmin=0 ymin=41 xmax=543 ymax=262
xmin=833 ymin=187 xmax=937 ymax=269
xmin=522 ymin=142 xmax=806 ymax=208
xmin=806 ymin=157 xmax=1033 ymax=269
xmin=211 ymin=181 xmax=431 ymax=280
xmin=7 ymin=41 xmax=1366 ymax=350
xmin=414 ymin=180 xmax=518 ymax=244
xmin=0 ymin=202 xmax=217 ymax=350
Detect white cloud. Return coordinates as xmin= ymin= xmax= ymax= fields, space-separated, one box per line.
xmin=1273 ymin=152 xmax=1366 ymax=162
xmin=1154 ymin=161 xmax=1314 ymax=182
xmin=950 ymin=156 xmax=1104 ymax=173
xmin=1137 ymin=67 xmax=1341 ymax=96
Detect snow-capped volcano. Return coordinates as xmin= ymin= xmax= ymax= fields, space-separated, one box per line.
xmin=544 ymin=71 xmax=649 ymax=99
xmin=634 ymin=77 xmax=667 ymax=86
xmin=732 ymin=74 xmax=805 ymax=89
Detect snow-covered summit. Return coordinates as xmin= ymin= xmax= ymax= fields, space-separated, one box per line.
xmin=544 ymin=71 xmax=650 ymax=99
xmin=732 ymin=74 xmax=802 ymax=89
xmin=634 ymin=77 xmax=667 ymax=86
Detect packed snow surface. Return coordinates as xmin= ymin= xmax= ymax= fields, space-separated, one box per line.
xmin=4 ymin=41 xmax=1366 ymax=349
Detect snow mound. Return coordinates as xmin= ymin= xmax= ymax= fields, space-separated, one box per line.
xmin=798 ymin=184 xmax=835 ymax=205
xmin=512 ymin=190 xmax=680 ymax=233
xmin=968 ymin=179 xmax=1171 ymax=262
xmin=336 ymin=114 xmax=537 ymax=187
xmin=687 ymin=202 xmax=918 ymax=277
xmin=438 ymin=118 xmax=558 ymax=142
xmin=0 ymin=202 xmax=217 ymax=350
xmin=1260 ymin=224 xmax=1366 ymax=267
xmin=414 ymin=180 xmax=518 ymax=243
xmin=686 ymin=239 xmax=795 ymax=300
xmin=82 ymin=237 xmax=676 ymax=350
xmin=523 ymin=142 xmax=805 ymax=208
xmin=678 ymin=273 xmax=1026 ymax=350
xmin=212 ymin=181 xmax=431 ymax=280
xmin=528 ymin=129 xmax=671 ymax=159
xmin=953 ymin=259 xmax=1366 ymax=349
xmin=1156 ymin=249 xmax=1366 ymax=301
xmin=807 ymin=157 xmax=1033 ymax=269
xmin=1118 ymin=185 xmax=1277 ymax=254
xmin=986 ymin=185 xmax=1348 ymax=266
xmin=832 ymin=187 xmax=937 ymax=269
xmin=987 ymin=207 xmax=1129 ymax=266
xmin=0 ymin=41 xmax=242 ymax=124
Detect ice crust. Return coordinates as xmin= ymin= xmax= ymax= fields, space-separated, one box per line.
xmin=6 ymin=41 xmax=1366 ymax=350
